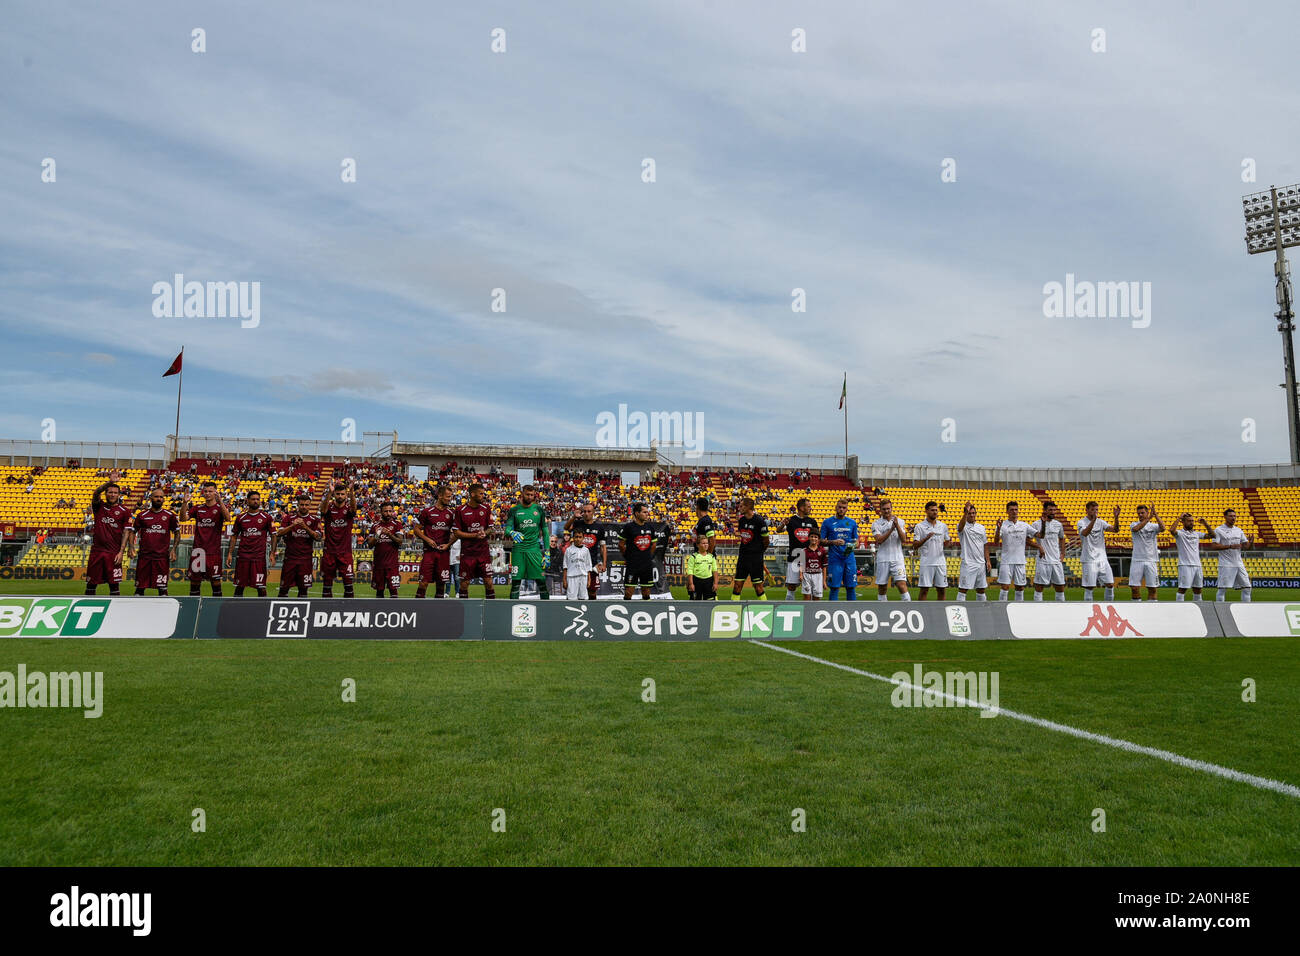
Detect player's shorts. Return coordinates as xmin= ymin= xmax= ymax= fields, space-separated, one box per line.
xmin=801 ymin=572 xmax=824 ymax=598
xmin=280 ymin=557 xmax=314 ymax=590
xmin=1177 ymin=565 xmax=1204 ymax=589
xmin=1034 ymin=560 xmax=1065 ymax=586
xmin=873 ymin=557 xmax=906 ymax=584
xmin=1217 ymin=565 xmax=1251 ymax=589
xmin=320 ymin=551 xmax=354 ymax=584
xmin=512 ymin=548 xmax=545 ymax=581
xmin=234 ymin=555 xmax=267 ymax=589
xmin=827 ymin=554 xmax=857 ymax=589
xmin=624 ymin=564 xmax=655 ymax=588
xmin=997 ymin=562 xmax=1026 ymax=586
xmin=419 ymin=549 xmax=450 ymax=584
xmin=565 ymin=574 xmax=588 ymax=599
xmin=372 ymin=556 xmax=400 ymax=592
xmin=86 ymin=549 xmax=123 ymax=587
xmin=958 ymin=562 xmax=987 ymax=590
xmin=785 ymin=554 xmax=804 ymax=585
xmin=689 ymin=576 xmax=716 ymax=600
xmin=459 ymin=553 xmax=491 ymax=583
xmin=1128 ymin=561 xmax=1157 ymax=587
xmin=587 ymin=569 xmax=601 ymax=594
xmin=188 ymin=545 xmax=222 ymax=581
xmin=918 ymin=565 xmax=948 ymax=588
xmin=1081 ymin=561 xmax=1114 ymax=587
xmin=734 ymin=552 xmax=766 ymax=583
xmin=133 ymin=553 xmax=170 ymax=590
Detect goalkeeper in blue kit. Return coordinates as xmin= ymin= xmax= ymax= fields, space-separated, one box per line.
xmin=819 ymin=497 xmax=860 ymax=600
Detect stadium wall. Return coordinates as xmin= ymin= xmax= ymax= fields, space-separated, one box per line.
xmin=3 ymin=596 xmax=1298 ymax=640
xmin=858 ymin=462 xmax=1300 ymax=489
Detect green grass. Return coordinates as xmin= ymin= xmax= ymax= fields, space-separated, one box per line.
xmin=0 ymin=631 xmax=1297 ymax=865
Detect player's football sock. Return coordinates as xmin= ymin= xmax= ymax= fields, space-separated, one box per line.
xmin=1176 ymin=592 xmax=1185 ymax=601
xmin=257 ymin=587 xmax=267 ymax=597
xmin=957 ymin=592 xmax=967 ymax=601
xmin=416 ymin=585 xmax=427 ymax=598
xmin=190 ymin=583 xmax=202 ymax=596
xmin=1034 ymin=591 xmax=1043 ymax=602
xmin=321 ymin=586 xmax=333 ymax=598
xmin=539 ymin=581 xmax=550 ymax=599
xmin=1104 ymin=588 xmax=1114 ymax=601
xmin=828 ymin=589 xmax=838 ymax=600
xmin=1055 ymin=592 xmax=1065 ymax=602
xmin=1242 ymin=588 xmax=1252 ymax=602
xmin=84 ymin=583 xmax=95 ymax=595
xmin=754 ymin=589 xmax=765 ymax=600
xmin=1015 ymin=591 xmax=1024 ymax=601
xmin=509 ymin=582 xmax=521 ymax=599
xmin=343 ymin=584 xmax=354 ymax=598
xmin=296 ymin=587 xmax=308 ymax=597
xmin=109 ymin=585 xmax=120 ymax=596
xmin=846 ymin=587 xmax=856 ymax=601
xmin=134 ymin=587 xmax=145 ymax=596
xmin=277 ymin=585 xmax=290 ymax=597
xmin=1216 ymin=589 xmax=1226 ymax=602
xmin=977 ymin=592 xmax=987 ymax=601
xmin=484 ymin=586 xmax=496 ymax=600
xmin=1083 ymin=589 xmax=1093 ymax=601
xmin=999 ymin=590 xmax=1008 ymax=601
xmin=901 ymin=592 xmax=912 ymax=601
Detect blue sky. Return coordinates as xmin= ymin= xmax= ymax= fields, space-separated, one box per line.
xmin=3 ymin=1 xmax=1299 ymax=466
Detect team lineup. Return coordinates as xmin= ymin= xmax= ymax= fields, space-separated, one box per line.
xmin=80 ymin=475 xmax=1258 ymax=603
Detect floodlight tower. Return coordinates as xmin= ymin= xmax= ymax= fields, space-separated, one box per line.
xmin=1243 ymin=184 xmax=1300 ymax=464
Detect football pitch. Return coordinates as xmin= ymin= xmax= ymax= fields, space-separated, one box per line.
xmin=1 ymin=583 xmax=1297 ymax=866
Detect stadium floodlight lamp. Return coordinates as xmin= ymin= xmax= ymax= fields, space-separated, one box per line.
xmin=1243 ymin=184 xmax=1300 ymax=464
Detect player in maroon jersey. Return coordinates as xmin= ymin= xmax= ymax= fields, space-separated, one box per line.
xmin=367 ymin=501 xmax=407 ymax=598
xmin=227 ymin=490 xmax=273 ymax=597
xmin=272 ymin=493 xmax=323 ymax=597
xmin=454 ymin=482 xmax=496 ymax=599
xmin=85 ymin=471 xmax=132 ymax=595
xmin=414 ymin=485 xmax=455 ymax=598
xmin=125 ymin=489 xmax=179 ymax=595
xmin=319 ymin=478 xmax=357 ymax=598
xmin=181 ymin=480 xmax=230 ymax=596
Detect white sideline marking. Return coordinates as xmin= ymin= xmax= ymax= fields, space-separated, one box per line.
xmin=749 ymin=640 xmax=1300 ymax=800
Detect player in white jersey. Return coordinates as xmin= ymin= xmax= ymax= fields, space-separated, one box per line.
xmin=1173 ymin=513 xmax=1212 ymax=601
xmin=1128 ymin=504 xmax=1164 ymax=601
xmin=993 ymin=501 xmax=1031 ymax=601
xmin=1029 ymin=501 xmax=1067 ymax=601
xmin=1213 ymin=508 xmax=1253 ymax=602
xmin=954 ymin=502 xmax=990 ymax=601
xmin=870 ymin=499 xmax=911 ymax=601
xmin=911 ymin=501 xmax=950 ymax=599
xmin=1076 ymin=501 xmax=1118 ymax=602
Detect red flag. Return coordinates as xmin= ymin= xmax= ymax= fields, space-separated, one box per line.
xmin=163 ymin=350 xmax=183 ymax=377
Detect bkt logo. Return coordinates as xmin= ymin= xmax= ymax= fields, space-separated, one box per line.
xmin=0 ymin=599 xmax=110 ymax=637
xmin=709 ymin=604 xmax=803 ymax=639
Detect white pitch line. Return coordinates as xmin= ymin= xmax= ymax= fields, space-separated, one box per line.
xmin=748 ymin=640 xmax=1300 ymax=800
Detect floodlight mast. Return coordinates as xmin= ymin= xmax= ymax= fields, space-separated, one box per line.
xmin=1244 ymin=184 xmax=1300 ymax=464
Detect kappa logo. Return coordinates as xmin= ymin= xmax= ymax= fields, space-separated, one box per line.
xmin=511 ymin=603 xmax=537 ymax=637
xmin=1079 ymin=604 xmax=1144 ymax=637
xmin=709 ymin=604 xmax=803 ymax=639
xmin=945 ymin=605 xmax=971 ymax=637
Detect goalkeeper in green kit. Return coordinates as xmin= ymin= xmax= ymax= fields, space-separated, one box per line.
xmin=504 ymin=484 xmax=550 ymax=599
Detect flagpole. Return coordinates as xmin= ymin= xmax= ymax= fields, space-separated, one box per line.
xmin=842 ymin=372 xmax=848 ymax=479
xmin=174 ymin=346 xmax=183 ymax=461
